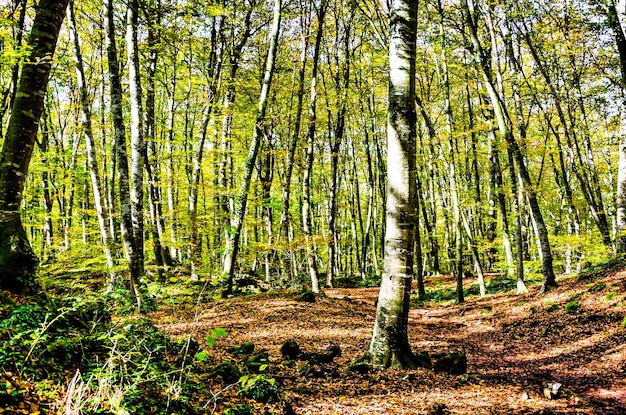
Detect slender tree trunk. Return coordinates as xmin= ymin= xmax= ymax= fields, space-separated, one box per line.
xmin=104 ymin=0 xmax=143 ymax=308
xmin=165 ymin=71 xmax=179 ymax=262
xmin=144 ymin=2 xmax=172 ymax=278
xmin=436 ymin=0 xmax=467 ymax=302
xmin=461 ymin=0 xmax=556 ymax=293
xmin=279 ymin=6 xmax=309 ymax=282
xmin=369 ymin=0 xmax=423 ymax=369
xmin=222 ymin=0 xmax=282 ymax=295
xmin=302 ymin=0 xmax=328 ymax=293
xmin=189 ymin=16 xmax=221 ymax=279
xmin=327 ymin=13 xmax=352 ymax=288
xmin=0 ymin=0 xmax=69 ymax=294
xmin=522 ymin=27 xmax=612 ymax=250
xmin=69 ymin=0 xmax=115 ymax=272
xmin=126 ymin=0 xmax=145 ymax=275
xmin=607 ymin=0 xmax=626 ymax=252
xmin=38 ymin=111 xmax=54 ymax=261
xmin=0 ymin=0 xmax=26 ymax=136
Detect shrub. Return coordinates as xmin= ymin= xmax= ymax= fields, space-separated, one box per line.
xmin=239 ymin=375 xmax=279 ymax=402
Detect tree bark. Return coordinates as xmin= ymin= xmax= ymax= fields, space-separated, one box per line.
xmin=0 ymin=0 xmax=69 ymax=294
xmin=607 ymin=0 xmax=626 ymax=252
xmin=69 ymin=0 xmax=115 ymax=273
xmin=222 ymin=0 xmax=282 ymax=295
xmin=279 ymin=3 xmax=309 ymax=282
xmin=461 ymin=0 xmax=556 ymax=293
xmin=369 ymin=0 xmax=422 ymax=369
xmin=126 ymin=0 xmax=145 ymax=275
xmin=104 ymin=0 xmax=143 ymax=308
xmin=302 ymin=0 xmax=328 ymax=294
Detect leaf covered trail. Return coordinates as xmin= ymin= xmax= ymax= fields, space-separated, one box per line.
xmin=153 ymin=269 xmax=626 ymax=414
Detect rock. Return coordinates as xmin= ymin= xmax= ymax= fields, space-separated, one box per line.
xmin=211 ymin=360 xmax=241 ymax=383
xmin=298 ymin=362 xmax=339 ymax=379
xmin=229 ymin=341 xmax=255 ymax=357
xmin=414 ymin=351 xmax=432 ymax=368
xmin=326 ymin=344 xmax=341 ymax=358
xmin=296 ymin=290 xmax=315 ymax=303
xmin=280 ymin=340 xmax=301 ymax=360
xmin=280 ymin=402 xmax=296 ymax=415
xmin=348 ymin=356 xmax=371 ymax=374
xmin=433 ymin=352 xmax=467 ymax=375
xmin=302 ymin=345 xmax=341 ymax=364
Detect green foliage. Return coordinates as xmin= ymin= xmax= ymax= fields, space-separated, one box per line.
xmin=564 ymin=300 xmax=580 ymax=314
xmin=0 ymin=295 xmax=206 ymax=414
xmin=296 ymin=290 xmax=316 ymax=303
xmin=485 ymin=275 xmax=515 ymax=294
xmin=0 ymin=297 xmax=110 ymax=375
xmin=238 ymin=375 xmax=279 ymax=402
xmin=587 ymin=282 xmax=607 ymax=292
xmin=605 ymin=292 xmax=619 ymax=301
xmin=212 ymin=360 xmax=242 ymax=383
xmin=544 ymin=301 xmax=559 ymax=312
xmin=206 ymin=327 xmax=228 ymax=347
xmin=622 ymin=316 xmax=626 ymax=329
xmin=243 ymin=351 xmax=270 ymax=373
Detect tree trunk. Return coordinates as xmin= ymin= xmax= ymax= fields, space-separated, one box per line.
xmin=302 ymin=0 xmax=328 ymax=294
xmin=38 ymin=111 xmax=55 ymax=261
xmin=607 ymin=0 xmax=626 ymax=252
xmin=461 ymin=0 xmax=556 ymax=293
xmin=126 ymin=0 xmax=145 ymax=276
xmin=69 ymin=0 xmax=115 ymax=273
xmin=104 ymin=0 xmax=143 ymax=308
xmin=279 ymin=4 xmax=309 ymax=282
xmin=0 ymin=0 xmax=69 ymax=294
xmin=189 ymin=16 xmax=221 ymax=279
xmin=327 ymin=10 xmax=352 ymax=288
xmin=369 ymin=0 xmax=422 ymax=369
xmin=222 ymin=0 xmax=282 ymax=296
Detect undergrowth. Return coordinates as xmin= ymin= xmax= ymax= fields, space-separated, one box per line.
xmin=0 ymin=291 xmax=210 ymax=414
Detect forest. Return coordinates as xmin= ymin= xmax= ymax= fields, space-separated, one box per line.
xmin=0 ymin=0 xmax=625 ymax=413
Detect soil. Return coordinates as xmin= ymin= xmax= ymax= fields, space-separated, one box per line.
xmin=151 ymin=268 xmax=626 ymax=414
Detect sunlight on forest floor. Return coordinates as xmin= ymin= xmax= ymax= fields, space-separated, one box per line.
xmin=149 ymin=268 xmax=626 ymax=414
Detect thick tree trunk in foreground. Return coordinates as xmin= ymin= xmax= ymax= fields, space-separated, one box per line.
xmin=369 ymin=0 xmax=423 ymax=369
xmin=607 ymin=0 xmax=626 ymax=253
xmin=0 ymin=0 xmax=69 ymax=294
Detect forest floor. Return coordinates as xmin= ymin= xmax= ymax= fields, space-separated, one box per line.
xmin=152 ymin=266 xmax=626 ymax=415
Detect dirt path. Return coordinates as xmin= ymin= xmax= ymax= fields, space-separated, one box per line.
xmin=153 ymin=270 xmax=626 ymax=414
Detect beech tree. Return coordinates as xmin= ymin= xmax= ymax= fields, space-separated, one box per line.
xmin=0 ymin=0 xmax=69 ymax=294
xmin=369 ymin=0 xmax=423 ymax=368
xmin=222 ymin=0 xmax=282 ymax=295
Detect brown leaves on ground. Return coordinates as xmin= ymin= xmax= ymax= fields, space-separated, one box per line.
xmin=152 ymin=268 xmax=626 ymax=415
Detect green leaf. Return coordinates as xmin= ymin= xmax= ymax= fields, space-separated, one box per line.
xmin=211 ymin=328 xmax=228 ymax=338
xmin=206 ymin=335 xmax=216 ymax=347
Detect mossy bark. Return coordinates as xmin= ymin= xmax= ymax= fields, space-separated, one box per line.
xmin=0 ymin=212 xmax=38 ymax=294
xmin=0 ymin=0 xmax=69 ymax=294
